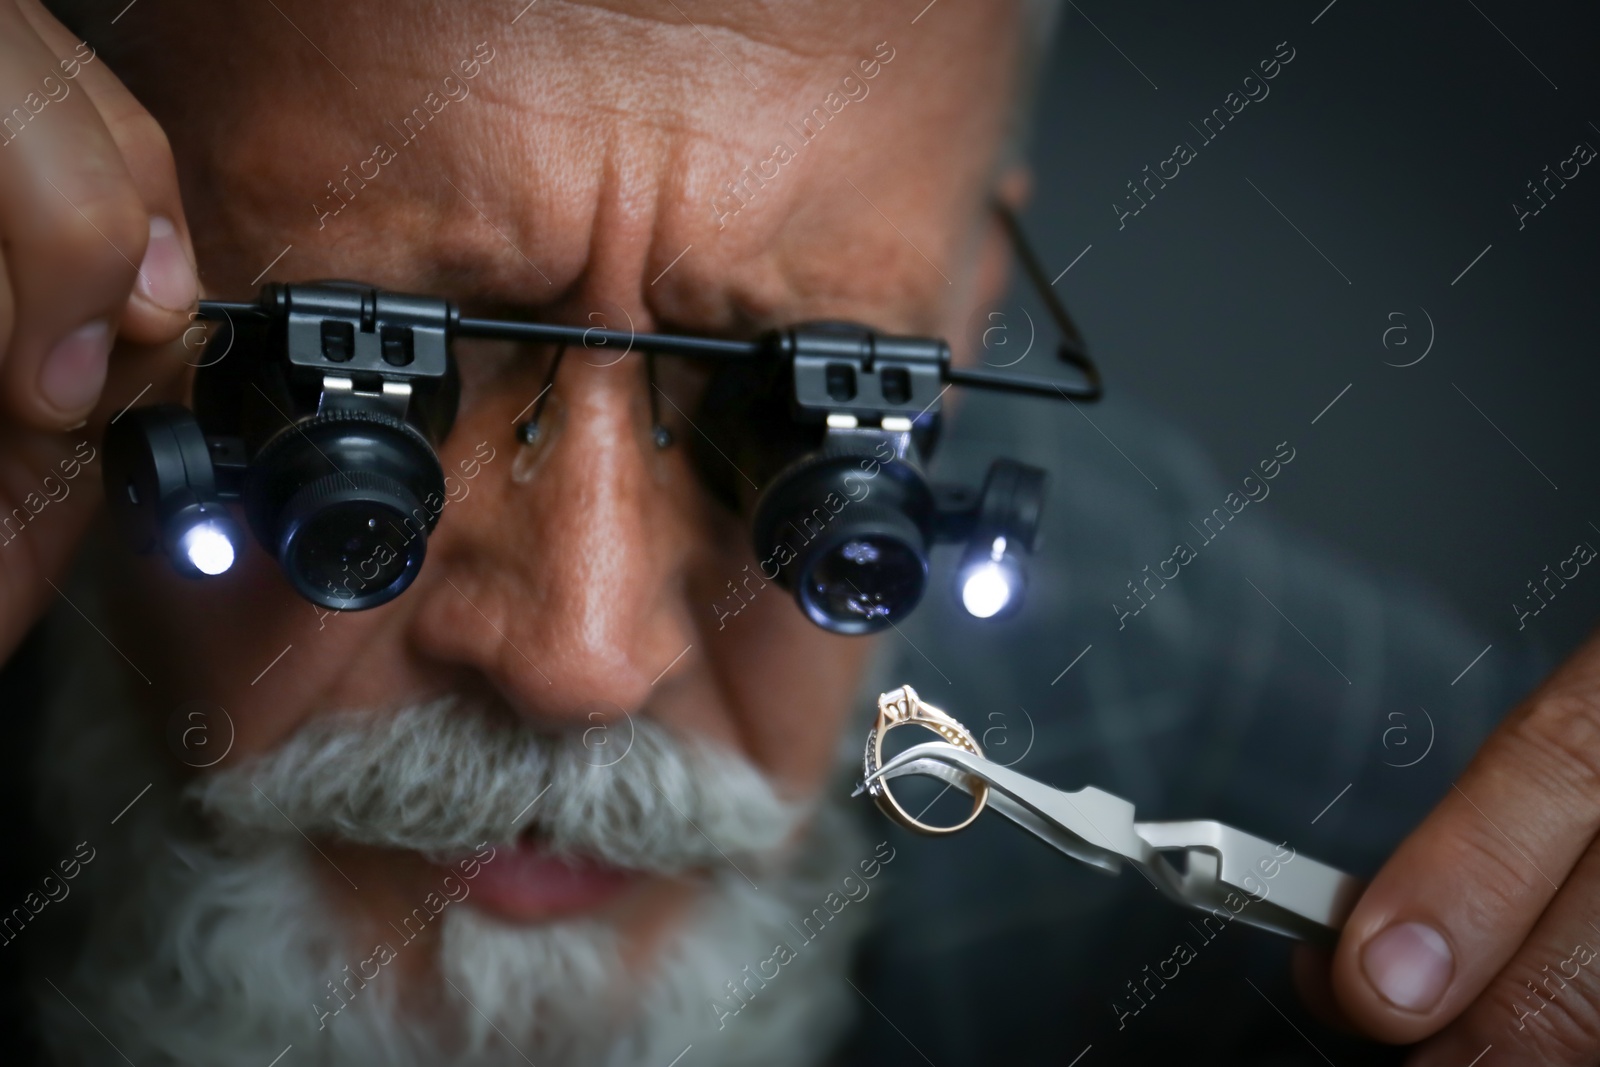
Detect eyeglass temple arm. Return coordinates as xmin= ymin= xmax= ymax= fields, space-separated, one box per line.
xmin=990 ymin=200 xmax=1101 ymax=401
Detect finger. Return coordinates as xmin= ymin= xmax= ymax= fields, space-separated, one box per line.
xmin=0 ymin=2 xmax=147 ymax=428
xmin=14 ymin=0 xmax=199 ymax=340
xmin=0 ymin=321 xmax=202 ymax=664
xmin=1331 ymin=628 xmax=1600 ymax=1044
xmin=1407 ymin=842 xmax=1600 ymax=1067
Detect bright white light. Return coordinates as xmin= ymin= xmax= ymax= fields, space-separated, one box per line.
xmin=961 ymin=560 xmax=1013 ymax=619
xmin=180 ymin=522 xmax=236 ymax=576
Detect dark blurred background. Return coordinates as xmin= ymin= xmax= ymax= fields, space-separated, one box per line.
xmin=1019 ymin=0 xmax=1598 ymax=666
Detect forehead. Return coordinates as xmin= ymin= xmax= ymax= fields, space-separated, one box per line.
xmin=106 ymin=0 xmax=1026 ymax=332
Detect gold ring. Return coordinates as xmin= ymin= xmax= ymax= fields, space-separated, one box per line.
xmin=862 ymin=685 xmax=988 ymax=835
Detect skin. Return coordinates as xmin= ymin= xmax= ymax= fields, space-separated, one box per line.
xmin=8 ymin=2 xmax=1600 ymax=1062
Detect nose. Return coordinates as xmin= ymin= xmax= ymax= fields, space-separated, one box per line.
xmin=406 ymin=350 xmax=700 ymax=730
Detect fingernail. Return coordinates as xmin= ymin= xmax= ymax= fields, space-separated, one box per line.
xmin=1362 ymin=921 xmax=1454 ymax=1012
xmin=38 ymin=320 xmax=111 ymax=417
xmin=135 ymin=216 xmax=197 ymax=311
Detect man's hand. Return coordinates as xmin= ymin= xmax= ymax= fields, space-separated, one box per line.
xmin=0 ymin=0 xmax=198 ymax=659
xmin=1307 ymin=629 xmax=1600 ymax=1065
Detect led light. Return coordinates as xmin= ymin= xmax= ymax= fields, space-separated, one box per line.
xmin=178 ymin=521 xmax=236 ymax=576
xmin=961 ymin=560 xmax=1013 ymax=618
xmin=959 ymin=536 xmax=1022 ymax=620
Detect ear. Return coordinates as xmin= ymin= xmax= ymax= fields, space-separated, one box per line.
xmin=952 ymin=164 xmax=1033 ymax=368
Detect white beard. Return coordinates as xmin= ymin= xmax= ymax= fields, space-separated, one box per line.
xmin=27 ymin=613 xmax=882 ymax=1067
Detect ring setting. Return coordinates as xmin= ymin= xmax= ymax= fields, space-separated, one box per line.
xmin=861 ymin=685 xmax=988 ymax=835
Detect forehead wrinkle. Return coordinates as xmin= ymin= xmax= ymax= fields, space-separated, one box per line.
xmin=553 ymin=0 xmax=879 ymax=63
xmin=338 ymin=92 xmax=798 ymax=327
xmin=153 ymin=0 xmax=1011 ymax=335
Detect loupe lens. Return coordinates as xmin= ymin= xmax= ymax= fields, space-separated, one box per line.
xmin=751 ymin=448 xmax=935 ymax=636
xmin=287 ymin=500 xmax=420 ymax=606
xmin=800 ymin=533 xmax=926 ymax=632
xmin=246 ymin=410 xmax=444 ymax=611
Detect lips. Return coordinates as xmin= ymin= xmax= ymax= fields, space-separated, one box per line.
xmin=440 ymin=837 xmax=641 ymax=923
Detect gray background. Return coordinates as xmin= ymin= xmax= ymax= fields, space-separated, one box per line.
xmin=1007 ymin=0 xmax=1599 ymax=669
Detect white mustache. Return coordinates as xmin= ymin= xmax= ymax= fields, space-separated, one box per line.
xmin=187 ymin=698 xmax=803 ymax=873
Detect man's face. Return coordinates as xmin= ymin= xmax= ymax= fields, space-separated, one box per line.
xmin=85 ymin=0 xmax=1023 ymax=1023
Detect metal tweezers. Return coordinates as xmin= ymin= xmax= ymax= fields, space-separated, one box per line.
xmin=859 ymin=741 xmax=1365 ymax=943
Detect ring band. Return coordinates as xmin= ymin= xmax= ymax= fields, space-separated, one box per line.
xmin=863 ymin=685 xmax=988 ymax=835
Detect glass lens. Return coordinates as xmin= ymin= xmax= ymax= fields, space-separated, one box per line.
xmin=293 ymin=501 xmax=413 ymax=601
xmin=802 ymin=535 xmax=925 ymax=628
